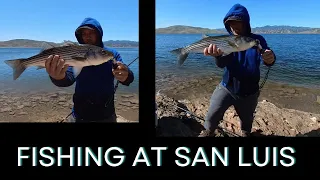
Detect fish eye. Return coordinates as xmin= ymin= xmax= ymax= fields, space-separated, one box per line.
xmin=101 ymin=49 xmax=106 ymax=55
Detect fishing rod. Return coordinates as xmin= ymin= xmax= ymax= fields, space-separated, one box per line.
xmin=59 ymin=56 xmax=139 ymax=123
xmin=103 ymin=56 xmax=139 ymax=108
xmin=258 ymin=46 xmax=273 ymax=91
xmin=113 ymin=56 xmax=139 ymax=94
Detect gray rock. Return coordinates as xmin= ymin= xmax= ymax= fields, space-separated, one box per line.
xmin=17 ymin=105 xmax=24 ymax=109
xmin=49 ymin=94 xmax=58 ymax=98
xmin=288 ymin=89 xmax=296 ymax=94
xmin=58 ymin=102 xmax=65 ymax=105
xmin=57 ymin=90 xmax=68 ymax=95
xmin=18 ymin=112 xmax=28 ymax=115
xmin=41 ymin=98 xmax=50 ymax=102
xmin=58 ymin=97 xmax=66 ymax=102
xmin=6 ymin=100 xmax=14 ymax=103
xmin=31 ymin=96 xmax=42 ymax=101
xmin=0 ymin=107 xmax=12 ymax=113
xmin=310 ymin=117 xmax=317 ymax=123
xmin=1 ymin=95 xmax=8 ymax=99
xmin=130 ymin=99 xmax=139 ymax=104
xmin=12 ymin=97 xmax=20 ymax=101
xmin=119 ymin=102 xmax=133 ymax=107
xmin=22 ymin=102 xmax=31 ymax=107
xmin=121 ymin=94 xmax=134 ymax=98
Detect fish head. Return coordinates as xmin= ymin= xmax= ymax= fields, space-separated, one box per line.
xmin=86 ymin=46 xmax=114 ymax=65
xmin=233 ymin=36 xmax=258 ymax=51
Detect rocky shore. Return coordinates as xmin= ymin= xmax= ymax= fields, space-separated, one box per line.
xmin=0 ymin=89 xmax=139 ymax=123
xmin=156 ymin=75 xmax=320 ymax=137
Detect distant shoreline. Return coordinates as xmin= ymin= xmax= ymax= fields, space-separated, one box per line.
xmin=156 ymin=32 xmax=320 ymax=35
xmin=0 ymin=39 xmax=139 ymax=49
xmin=156 ymin=25 xmax=320 ymax=34
xmin=0 ymin=46 xmax=139 ymax=48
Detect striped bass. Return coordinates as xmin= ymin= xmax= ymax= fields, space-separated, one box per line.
xmin=4 ymin=43 xmax=115 ymax=80
xmin=170 ymin=35 xmax=260 ymax=66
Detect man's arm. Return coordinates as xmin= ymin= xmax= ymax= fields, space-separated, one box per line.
xmin=113 ymin=51 xmax=134 ymax=86
xmin=49 ymin=66 xmax=76 ymax=87
xmin=214 ymin=54 xmax=233 ymax=68
xmin=204 ymin=44 xmax=233 ymax=68
xmin=258 ymin=36 xmax=276 ymax=67
xmin=45 ymin=55 xmax=76 ymax=87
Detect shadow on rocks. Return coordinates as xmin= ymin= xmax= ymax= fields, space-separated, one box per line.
xmin=296 ymin=128 xmax=320 ymax=137
xmin=175 ymin=101 xmax=206 ymax=134
xmin=156 ymin=116 xmax=205 ymax=137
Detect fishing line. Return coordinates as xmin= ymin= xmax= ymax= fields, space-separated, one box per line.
xmin=156 ymin=91 xmax=241 ymax=137
xmin=258 ymin=47 xmax=273 ymax=91
xmin=59 ymin=56 xmax=139 ymax=123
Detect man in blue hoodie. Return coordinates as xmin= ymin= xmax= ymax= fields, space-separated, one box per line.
xmin=199 ymin=4 xmax=276 ymax=136
xmin=44 ymin=17 xmax=134 ymax=122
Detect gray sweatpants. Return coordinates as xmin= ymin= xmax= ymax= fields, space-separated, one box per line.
xmin=203 ymin=83 xmax=259 ymax=132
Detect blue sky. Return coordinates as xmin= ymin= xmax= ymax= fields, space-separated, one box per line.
xmin=156 ymin=0 xmax=320 ymax=29
xmin=0 ymin=0 xmax=138 ymax=42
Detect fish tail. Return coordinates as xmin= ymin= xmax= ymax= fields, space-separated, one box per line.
xmin=4 ymin=58 xmax=27 ymax=80
xmin=170 ymin=48 xmax=189 ymax=66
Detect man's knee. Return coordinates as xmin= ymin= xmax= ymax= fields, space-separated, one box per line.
xmin=205 ymin=90 xmax=233 ymax=130
xmin=235 ymin=94 xmax=259 ymax=132
xmin=207 ymin=85 xmax=233 ymax=117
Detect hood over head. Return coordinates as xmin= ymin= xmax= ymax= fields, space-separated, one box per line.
xmin=223 ymin=4 xmax=251 ymax=35
xmin=75 ymin=17 xmax=104 ymax=47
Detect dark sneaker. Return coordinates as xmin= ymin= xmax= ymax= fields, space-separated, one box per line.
xmin=198 ymin=129 xmax=215 ymax=137
xmin=241 ymin=130 xmax=250 ymax=137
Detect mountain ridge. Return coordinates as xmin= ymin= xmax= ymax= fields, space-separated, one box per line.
xmin=0 ymin=39 xmax=139 ymax=48
xmin=156 ymin=25 xmax=320 ymax=34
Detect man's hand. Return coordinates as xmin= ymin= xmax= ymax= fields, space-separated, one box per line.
xmin=204 ymin=44 xmax=224 ymax=57
xmin=45 ymin=55 xmax=69 ymax=80
xmin=261 ymin=49 xmax=275 ymax=65
xmin=112 ymin=61 xmax=129 ymax=82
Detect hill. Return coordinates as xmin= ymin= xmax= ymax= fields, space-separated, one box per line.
xmin=156 ymin=25 xmax=320 ymax=34
xmin=0 ymin=39 xmax=138 ymax=48
xmin=156 ymin=25 xmax=223 ymax=34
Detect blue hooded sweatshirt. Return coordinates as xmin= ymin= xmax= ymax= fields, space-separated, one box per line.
xmin=50 ymin=17 xmax=134 ymax=118
xmin=215 ymin=4 xmax=276 ymax=97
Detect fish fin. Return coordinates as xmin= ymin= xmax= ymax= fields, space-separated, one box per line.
xmin=170 ymin=48 xmax=189 ymax=66
xmin=40 ymin=42 xmax=58 ymax=52
xmin=202 ymin=34 xmax=210 ymax=38
xmin=71 ymin=56 xmax=87 ymax=61
xmin=61 ymin=41 xmax=78 ymax=46
xmin=4 ymin=58 xmax=27 ymax=80
xmin=73 ymin=66 xmax=83 ymax=78
xmin=227 ymin=40 xmax=238 ymax=48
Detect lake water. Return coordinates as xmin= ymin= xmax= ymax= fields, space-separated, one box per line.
xmin=156 ymin=34 xmax=320 ymax=89
xmin=0 ymin=47 xmax=139 ymax=94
